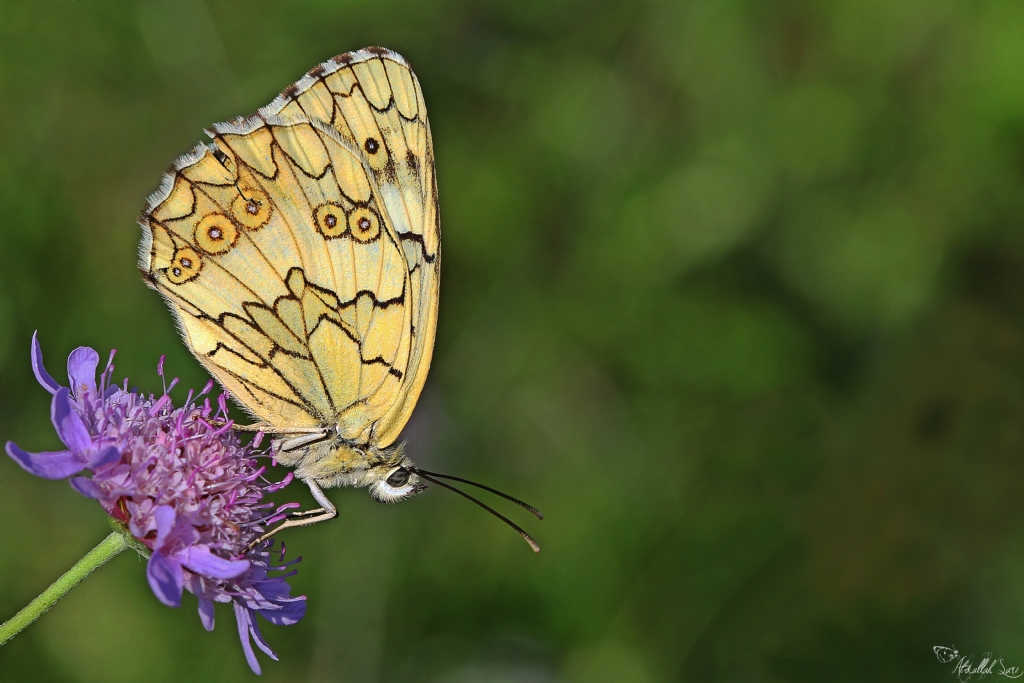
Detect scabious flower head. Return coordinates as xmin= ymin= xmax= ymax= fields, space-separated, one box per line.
xmin=6 ymin=333 xmax=305 ymax=674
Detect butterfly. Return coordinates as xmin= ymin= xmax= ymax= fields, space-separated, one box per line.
xmin=139 ymin=47 xmax=540 ymax=551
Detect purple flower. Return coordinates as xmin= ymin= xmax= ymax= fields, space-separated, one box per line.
xmin=6 ymin=333 xmax=306 ymax=674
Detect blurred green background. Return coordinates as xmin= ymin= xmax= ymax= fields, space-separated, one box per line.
xmin=3 ymin=0 xmax=1024 ymax=681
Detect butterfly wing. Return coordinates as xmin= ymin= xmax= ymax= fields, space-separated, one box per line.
xmin=259 ymin=47 xmax=440 ymax=447
xmin=139 ymin=107 xmax=438 ymax=446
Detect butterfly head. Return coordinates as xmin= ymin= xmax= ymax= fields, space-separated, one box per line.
xmin=366 ymin=444 xmax=426 ymax=504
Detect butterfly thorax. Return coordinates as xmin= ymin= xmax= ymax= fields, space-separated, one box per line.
xmin=274 ymin=434 xmax=424 ymax=503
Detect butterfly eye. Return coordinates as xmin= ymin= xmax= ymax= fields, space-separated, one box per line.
xmin=364 ymin=137 xmax=380 ymax=154
xmin=386 ymin=468 xmax=410 ymax=487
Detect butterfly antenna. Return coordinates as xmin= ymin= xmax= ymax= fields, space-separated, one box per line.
xmin=413 ymin=468 xmax=543 ymax=520
xmin=413 ymin=470 xmax=540 ymax=553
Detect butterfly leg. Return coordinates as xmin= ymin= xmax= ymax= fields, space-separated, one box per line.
xmin=228 ymin=422 xmax=267 ymax=432
xmin=277 ymin=430 xmax=329 ymax=452
xmin=228 ymin=423 xmax=327 ymax=436
xmin=208 ymin=419 xmax=325 ymax=436
xmin=247 ymin=479 xmax=337 ymax=549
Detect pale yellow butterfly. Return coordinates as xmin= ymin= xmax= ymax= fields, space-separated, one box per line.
xmin=139 ymin=47 xmax=540 ymax=550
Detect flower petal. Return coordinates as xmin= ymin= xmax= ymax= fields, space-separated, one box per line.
xmin=198 ymin=598 xmax=216 ymax=631
xmin=247 ymin=613 xmax=279 ymax=660
xmin=179 ymin=546 xmax=250 ymax=580
xmin=147 ymin=551 xmax=184 ymax=607
xmin=153 ymin=504 xmax=177 ymax=549
xmin=233 ymin=602 xmax=262 ymax=675
xmin=31 ymin=332 xmax=61 ymax=394
xmin=51 ymin=388 xmax=91 ymax=453
xmin=69 ymin=476 xmax=103 ymax=498
xmin=67 ymin=347 xmax=99 ymax=397
xmin=256 ymin=597 xmax=307 ymax=626
xmin=6 ymin=442 xmax=85 ymax=479
xmin=88 ymin=445 xmax=120 ymax=469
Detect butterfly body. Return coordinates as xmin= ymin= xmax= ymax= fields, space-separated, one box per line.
xmin=275 ymin=436 xmax=421 ymax=502
xmin=140 ymin=48 xmax=438 ymax=509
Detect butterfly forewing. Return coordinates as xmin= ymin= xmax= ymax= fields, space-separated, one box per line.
xmin=139 ymin=48 xmax=439 ymax=448
xmin=261 ymin=50 xmax=440 ymax=447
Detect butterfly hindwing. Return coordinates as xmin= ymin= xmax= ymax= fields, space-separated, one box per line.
xmin=140 ymin=89 xmax=436 ymax=445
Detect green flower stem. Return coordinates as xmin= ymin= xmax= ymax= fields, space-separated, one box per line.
xmin=0 ymin=529 xmax=130 ymax=646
